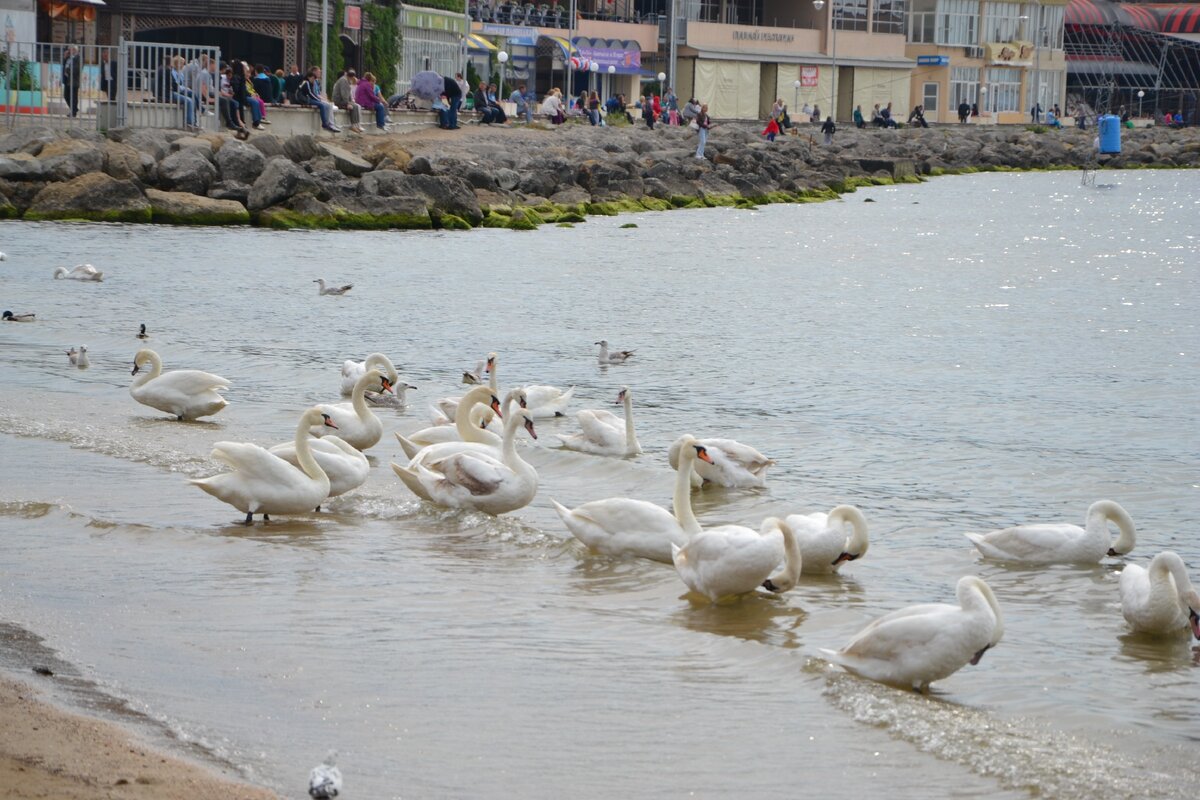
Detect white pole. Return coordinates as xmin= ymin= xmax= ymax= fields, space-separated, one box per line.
xmin=1033 ymin=1 xmax=1042 ymax=123
xmin=321 ymin=0 xmax=328 ymax=93
xmin=668 ymin=0 xmax=678 ymax=98
xmin=568 ymin=0 xmax=576 ymax=98
xmin=830 ymin=10 xmax=838 ymax=120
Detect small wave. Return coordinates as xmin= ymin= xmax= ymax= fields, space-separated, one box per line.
xmin=815 ymin=662 xmax=1200 ymax=799
xmin=0 ymin=500 xmax=56 ymax=519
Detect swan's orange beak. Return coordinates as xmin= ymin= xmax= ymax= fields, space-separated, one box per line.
xmin=485 ymin=357 xmax=494 ymax=373
xmin=322 ymin=413 xmax=338 ymax=429
xmin=524 ymin=417 xmax=537 ymax=440
xmin=380 ymin=377 xmax=394 ymax=394
xmin=694 ymin=445 xmax=714 ymax=464
xmin=491 ymin=395 xmax=503 ymax=418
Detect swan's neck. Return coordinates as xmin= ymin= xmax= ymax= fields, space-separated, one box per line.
xmin=488 ymin=362 xmax=498 ymax=392
xmin=832 ymin=505 xmax=869 ymax=558
xmin=622 ymin=394 xmax=637 ymax=452
xmin=294 ymin=417 xmax=326 ymax=482
xmin=1151 ymin=552 xmax=1195 ymax=602
xmin=500 ymin=412 xmax=530 ymax=474
xmin=350 ymin=372 xmax=377 ymax=422
xmin=960 ymin=578 xmax=1004 ymax=642
xmin=453 ymin=388 xmax=488 ymax=442
xmin=672 ymin=451 xmax=701 ymax=535
xmin=766 ymin=519 xmax=802 ymax=592
xmin=134 ymin=351 xmax=163 ymax=386
xmin=1090 ymin=501 xmax=1135 ymax=554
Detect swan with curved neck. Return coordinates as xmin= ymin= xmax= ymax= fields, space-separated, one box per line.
xmin=130 ymin=348 xmax=230 ymax=421
xmin=340 ymin=353 xmax=400 ymax=397
xmin=668 ymin=435 xmax=774 ymax=489
xmin=391 ymin=403 xmax=539 ymax=515
xmin=54 ymin=264 xmax=103 ymax=281
xmin=557 ymin=386 xmax=641 ymax=457
xmin=270 ymin=434 xmax=369 ymax=510
xmin=397 ymin=385 xmax=504 ymax=459
xmin=1120 ymin=551 xmax=1200 ymax=639
xmin=552 ymin=436 xmax=710 ymax=563
xmin=672 ymin=517 xmax=801 ymax=602
xmin=965 ymin=500 xmax=1136 ymax=563
xmin=482 ymin=352 xmax=573 ymax=419
xmin=313 ymin=368 xmax=392 ymax=451
xmin=786 ymin=504 xmax=870 ymax=574
xmin=191 ymin=407 xmax=336 ymax=524
xmin=822 ymin=576 xmax=1005 ymax=692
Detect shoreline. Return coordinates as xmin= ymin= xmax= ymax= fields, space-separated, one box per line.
xmin=0 ymin=667 xmax=279 ymax=800
xmin=2 ymin=122 xmax=1197 ymax=232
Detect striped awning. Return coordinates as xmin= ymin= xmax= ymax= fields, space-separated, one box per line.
xmin=540 ymin=36 xmax=577 ymax=60
xmin=467 ymin=33 xmax=497 ymax=52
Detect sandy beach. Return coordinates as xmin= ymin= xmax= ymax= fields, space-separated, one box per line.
xmin=0 ymin=672 xmax=279 ymax=800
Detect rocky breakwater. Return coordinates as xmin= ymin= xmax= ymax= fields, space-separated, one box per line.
xmin=1 ymin=122 xmax=1197 ymax=231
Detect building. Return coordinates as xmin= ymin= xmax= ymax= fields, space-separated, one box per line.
xmin=904 ymin=1 xmax=1070 ymax=124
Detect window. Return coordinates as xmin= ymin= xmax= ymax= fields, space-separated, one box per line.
xmin=985 ymin=67 xmax=1021 ymax=113
xmin=833 ymin=0 xmax=869 ymax=32
xmin=923 ymin=81 xmax=939 ymax=112
xmin=908 ymin=0 xmax=977 ymax=46
xmin=950 ymin=65 xmax=979 ymax=109
xmin=983 ymin=2 xmax=1022 ymax=43
xmin=1035 ymin=4 xmax=1064 ymax=50
xmin=874 ymin=0 xmax=907 ymax=35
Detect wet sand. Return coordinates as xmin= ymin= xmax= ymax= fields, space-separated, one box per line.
xmin=0 ymin=673 xmax=278 ymax=800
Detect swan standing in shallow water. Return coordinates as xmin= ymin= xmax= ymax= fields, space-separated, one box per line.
xmin=130 ymin=348 xmax=230 ymax=421
xmin=552 ymin=435 xmax=709 ymax=563
xmin=786 ymin=504 xmax=870 ymax=574
xmin=668 ymin=435 xmax=774 ymax=488
xmin=672 ymin=516 xmax=801 ymax=602
xmin=339 ymin=352 xmax=400 ymax=397
xmin=54 ymin=264 xmax=104 ymax=281
xmin=964 ymin=500 xmax=1135 ymax=563
xmin=191 ymin=407 xmax=337 ymax=525
xmin=557 ymin=386 xmax=641 ymax=457
xmin=392 ymin=405 xmax=539 ymax=515
xmin=314 ymin=278 xmax=353 ymax=295
xmin=3 ymin=310 xmax=35 ymax=322
xmin=312 ymin=368 xmax=392 ymax=451
xmin=270 ymin=435 xmax=369 ymax=510
xmin=1119 ymin=551 xmax=1200 ymax=639
xmin=822 ymin=576 xmax=1004 ymax=692
xmin=397 ymin=385 xmax=503 ymax=459
xmin=596 ymin=340 xmax=635 ymax=364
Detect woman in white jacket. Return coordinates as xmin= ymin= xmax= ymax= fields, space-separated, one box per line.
xmin=542 ymin=88 xmax=564 ymax=124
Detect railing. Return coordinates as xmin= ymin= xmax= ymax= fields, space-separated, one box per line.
xmin=1 ymin=39 xmax=222 ymax=133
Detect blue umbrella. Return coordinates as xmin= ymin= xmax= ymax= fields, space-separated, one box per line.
xmin=410 ymin=71 xmax=445 ymax=101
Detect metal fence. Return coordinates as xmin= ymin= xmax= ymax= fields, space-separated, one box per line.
xmin=1 ymin=39 xmax=222 ymax=133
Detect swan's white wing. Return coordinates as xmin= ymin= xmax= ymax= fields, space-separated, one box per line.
xmin=839 ymin=604 xmax=961 ymax=661
xmin=967 ymin=524 xmax=1085 ymax=560
xmin=701 ymin=438 xmax=773 ymax=472
xmin=209 ymin=442 xmax=305 ymax=484
xmin=554 ymin=498 xmax=685 ymax=562
xmin=1118 ymin=564 xmax=1152 ymax=620
xmin=575 ymin=410 xmax=623 ymax=447
xmin=427 ymin=452 xmax=509 ymax=495
xmin=584 ymin=408 xmax=623 ymax=428
xmin=155 ymin=369 xmax=231 ymax=394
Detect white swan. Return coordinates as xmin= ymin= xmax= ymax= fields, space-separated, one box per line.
xmin=74 ymin=345 xmax=89 ymax=369
xmin=964 ymin=500 xmax=1136 ymax=563
xmin=551 ymin=435 xmax=710 ymax=563
xmin=786 ymin=504 xmax=870 ymax=574
xmin=391 ymin=406 xmax=539 ymax=515
xmin=557 ymin=386 xmax=641 ymax=457
xmin=1119 ymin=551 xmax=1200 ymax=639
xmin=668 ymin=435 xmax=774 ymax=488
xmin=672 ymin=516 xmax=801 ymax=602
xmin=190 ymin=407 xmax=336 ymax=524
xmin=340 ymin=352 xmax=400 ymax=396
xmin=3 ymin=310 xmax=35 ymax=322
xmin=311 ymin=368 xmax=391 ymax=451
xmin=596 ymin=339 xmax=634 ymax=364
xmin=396 ymin=385 xmax=503 ymax=460
xmin=821 ymin=576 xmax=1004 ymax=692
xmin=269 ymin=435 xmax=368 ymax=509
xmin=130 ymin=348 xmax=230 ymax=421
xmin=54 ymin=264 xmax=103 ymax=281
xmin=522 ymin=382 xmax=575 ymax=418
xmin=315 ymin=278 xmax=352 ymax=295
xmin=436 ymin=353 xmax=497 ymax=421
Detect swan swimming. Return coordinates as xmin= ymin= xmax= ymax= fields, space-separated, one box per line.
xmin=312 ymin=368 xmax=392 ymax=451
xmin=270 ymin=434 xmax=369 ymax=510
xmin=191 ymin=407 xmax=336 ymax=525
xmin=339 ymin=353 xmax=400 ymax=397
xmin=396 ymin=385 xmax=503 ymax=460
xmin=54 ymin=264 xmax=104 ymax=281
xmin=964 ymin=500 xmax=1135 ymax=563
xmin=3 ymin=310 xmax=35 ymax=322
xmin=557 ymin=386 xmax=641 ymax=457
xmin=130 ymin=348 xmax=230 ymax=421
xmin=822 ymin=576 xmax=1004 ymax=692
xmin=667 ymin=435 xmax=774 ymax=488
xmin=596 ymin=339 xmax=635 ymax=364
xmin=552 ymin=435 xmax=709 ymax=563
xmin=315 ymin=278 xmax=353 ymax=295
xmin=785 ymin=504 xmax=870 ymax=574
xmin=1119 ymin=551 xmax=1200 ymax=639
xmin=672 ymin=516 xmax=801 ymax=602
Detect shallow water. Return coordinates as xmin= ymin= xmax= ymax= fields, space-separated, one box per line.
xmin=0 ymin=170 xmax=1198 ymax=799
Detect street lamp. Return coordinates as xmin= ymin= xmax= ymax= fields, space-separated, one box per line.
xmin=793 ymin=78 xmax=801 ymax=115
xmin=1137 ymin=89 xmax=1145 ymax=118
xmin=498 ymin=50 xmax=509 ymax=100
xmin=608 ymin=64 xmax=616 ymax=99
xmin=980 ymin=85 xmax=988 ymax=117
xmin=813 ymin=0 xmax=837 ymax=121
xmin=590 ymin=60 xmax=598 ymax=96
xmin=657 ymin=71 xmax=666 ymax=96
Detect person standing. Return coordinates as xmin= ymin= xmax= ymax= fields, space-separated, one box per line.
xmin=957 ymin=99 xmax=970 ymax=124
xmin=442 ymin=74 xmax=462 ymax=129
xmin=694 ymin=103 xmax=711 ymax=159
xmin=821 ymin=114 xmax=836 ymax=145
xmin=332 ymin=69 xmax=363 ymax=132
xmin=762 ymin=114 xmax=780 ymax=142
xmin=665 ymin=86 xmax=679 ymax=125
xmin=643 ymin=94 xmax=656 ymax=129
xmin=853 ymin=104 xmax=864 ymax=128
xmin=98 ymin=49 xmax=117 ymax=102
xmin=62 ymin=45 xmax=81 ymax=117
xmin=454 ymin=72 xmax=469 ymax=114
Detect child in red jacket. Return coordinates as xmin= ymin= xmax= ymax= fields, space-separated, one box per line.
xmin=762 ymin=116 xmax=781 ymax=142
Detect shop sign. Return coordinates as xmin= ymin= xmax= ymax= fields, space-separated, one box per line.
xmin=481 ymin=24 xmax=539 ymax=39
xmin=732 ymin=29 xmax=796 ymax=43
xmin=917 ymin=55 xmax=950 ymax=66
xmin=985 ymin=41 xmax=1035 ymax=67
xmin=576 ymin=46 xmax=641 ymax=69
xmin=800 ymin=66 xmax=818 ymax=87
xmin=344 ymin=6 xmax=361 ymax=30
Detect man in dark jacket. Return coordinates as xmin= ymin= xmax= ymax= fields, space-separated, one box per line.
xmin=473 ymin=81 xmax=499 ymax=124
xmin=283 ymin=65 xmax=303 ymax=104
xmin=443 ymin=74 xmax=462 ymax=129
xmin=62 ymin=45 xmax=82 ymax=116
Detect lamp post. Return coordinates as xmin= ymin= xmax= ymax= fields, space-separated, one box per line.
xmin=657 ymin=70 xmax=666 ymax=98
xmin=321 ymin=0 xmax=328 ymax=99
xmin=498 ymin=50 xmax=509 ymax=100
xmin=608 ymin=64 xmax=616 ymax=100
xmin=813 ymin=0 xmax=837 ymax=121
xmin=980 ymin=85 xmax=988 ymax=117
xmin=794 ymin=78 xmax=801 ymax=115
xmin=1137 ymin=89 xmax=1144 ymax=118
xmin=590 ymin=60 xmax=598 ymax=97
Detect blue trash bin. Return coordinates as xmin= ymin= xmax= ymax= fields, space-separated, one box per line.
xmin=1098 ymin=114 xmax=1121 ymax=154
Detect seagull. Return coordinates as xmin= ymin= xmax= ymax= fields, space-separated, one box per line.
xmin=315 ymin=279 xmax=353 ymax=296
xmin=136 ymin=323 xmax=149 ymax=339
xmin=596 ymin=339 xmax=635 ymax=364
xmin=0 ymin=252 xmax=7 ymax=261
xmin=66 ymin=347 xmax=79 ymax=364
xmin=75 ymin=345 xmax=89 ymax=368
xmin=308 ymin=750 xmax=343 ymax=799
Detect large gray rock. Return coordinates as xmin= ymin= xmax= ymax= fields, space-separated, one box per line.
xmin=494 ymin=167 xmax=521 ymax=191
xmin=550 ymin=186 xmax=591 ymax=205
xmin=214 ymin=139 xmax=266 ymax=185
xmin=145 ymin=188 xmax=250 ymax=225
xmin=0 ymin=178 xmax=46 ymax=212
xmin=318 ymin=142 xmax=372 ymax=178
xmin=283 ymin=133 xmax=319 ymax=163
xmin=111 ymin=128 xmax=174 ymax=161
xmin=248 ymin=133 xmax=286 ymax=159
xmin=207 ymin=180 xmax=251 ymax=203
xmin=0 ymin=127 xmax=62 ymax=156
xmin=0 ymin=153 xmax=45 ymax=180
xmin=157 ymin=149 xmax=218 ymax=195
xmin=26 ymin=173 xmax=150 ymax=222
xmin=407 ymin=155 xmax=433 ymax=175
xmin=36 ymin=139 xmax=104 ymax=182
xmin=102 ymin=141 xmax=146 ymax=181
xmin=170 ymin=136 xmax=216 ymax=156
xmin=247 ymin=157 xmax=319 ymax=211
xmin=359 ymin=171 xmax=482 ymax=225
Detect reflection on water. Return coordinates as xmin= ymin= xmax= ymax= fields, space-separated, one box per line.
xmin=0 ymin=171 xmax=1198 ymax=798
